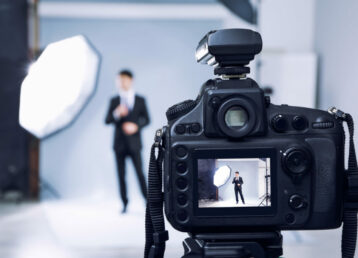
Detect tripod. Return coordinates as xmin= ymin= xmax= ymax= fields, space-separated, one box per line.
xmin=182 ymin=231 xmax=283 ymax=258
xmin=259 ymin=160 xmax=270 ymax=207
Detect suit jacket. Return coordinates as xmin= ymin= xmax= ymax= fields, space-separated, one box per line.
xmin=232 ymin=176 xmax=244 ymax=190
xmin=105 ymin=95 xmax=150 ymax=152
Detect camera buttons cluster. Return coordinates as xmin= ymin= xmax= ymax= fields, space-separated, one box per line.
xmin=175 ymin=123 xmax=201 ymax=135
xmin=174 ymin=145 xmax=190 ymax=222
xmin=271 ymin=115 xmax=308 ymax=132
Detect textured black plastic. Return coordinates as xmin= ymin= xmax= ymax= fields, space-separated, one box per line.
xmin=166 ymin=100 xmax=197 ymax=122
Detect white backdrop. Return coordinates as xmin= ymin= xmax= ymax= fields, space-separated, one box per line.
xmin=216 ymin=159 xmax=270 ymax=206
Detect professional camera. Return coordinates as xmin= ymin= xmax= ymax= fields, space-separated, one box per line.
xmin=144 ymin=29 xmax=358 ymax=258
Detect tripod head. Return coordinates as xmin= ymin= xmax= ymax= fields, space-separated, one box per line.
xmin=195 ymin=29 xmax=262 ymax=77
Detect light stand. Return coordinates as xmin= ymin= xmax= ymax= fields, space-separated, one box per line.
xmin=259 ymin=159 xmax=270 ymax=206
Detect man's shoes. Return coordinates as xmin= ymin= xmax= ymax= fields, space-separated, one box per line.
xmin=121 ymin=204 xmax=128 ymax=214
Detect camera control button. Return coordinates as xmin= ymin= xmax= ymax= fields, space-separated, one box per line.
xmin=176 ymin=178 xmax=188 ymax=190
xmin=175 ymin=146 xmax=188 ymax=158
xmin=177 ymin=210 xmax=188 ymax=222
xmin=271 ymin=114 xmax=288 ymax=132
xmin=283 ymin=148 xmax=311 ymax=176
xmin=264 ymin=96 xmax=271 ymax=107
xmin=289 ymin=194 xmax=306 ymax=210
xmin=176 ymin=162 xmax=187 ymax=174
xmin=312 ymin=121 xmax=334 ymax=129
xmin=285 ymin=213 xmax=296 ymax=224
xmin=177 ymin=194 xmax=188 ymax=206
xmin=190 ymin=123 xmax=201 ymax=133
xmin=209 ymin=97 xmax=221 ymax=108
xmin=175 ymin=124 xmax=186 ymax=134
xmin=292 ymin=116 xmax=308 ymax=130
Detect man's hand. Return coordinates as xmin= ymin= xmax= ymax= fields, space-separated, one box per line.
xmin=122 ymin=122 xmax=138 ymax=135
xmin=237 ymin=184 xmax=240 ymax=186
xmin=114 ymin=104 xmax=129 ymax=118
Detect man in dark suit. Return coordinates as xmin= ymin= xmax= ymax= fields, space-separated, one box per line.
xmin=105 ymin=69 xmax=150 ymax=213
xmin=232 ymin=171 xmax=245 ymax=205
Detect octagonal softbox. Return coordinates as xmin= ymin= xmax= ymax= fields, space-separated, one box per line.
xmin=19 ymin=35 xmax=100 ymax=139
xmin=214 ymin=165 xmax=231 ymax=188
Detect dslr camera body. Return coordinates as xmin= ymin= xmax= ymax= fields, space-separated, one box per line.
xmin=163 ymin=29 xmax=345 ymax=234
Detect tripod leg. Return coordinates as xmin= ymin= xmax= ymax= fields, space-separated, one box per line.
xmin=182 ymin=237 xmax=203 ymax=258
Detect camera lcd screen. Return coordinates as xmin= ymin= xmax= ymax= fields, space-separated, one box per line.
xmin=197 ymin=157 xmax=271 ymax=208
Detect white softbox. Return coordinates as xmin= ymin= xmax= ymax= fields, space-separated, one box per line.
xmin=213 ymin=165 xmax=231 ymax=188
xmin=19 ymin=35 xmax=100 ymax=139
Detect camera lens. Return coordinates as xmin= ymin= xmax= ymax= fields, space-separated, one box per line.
xmin=224 ymin=106 xmax=248 ymax=128
xmin=283 ymin=148 xmax=311 ymax=175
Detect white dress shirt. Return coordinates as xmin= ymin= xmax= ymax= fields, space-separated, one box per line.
xmin=113 ymin=89 xmax=135 ymax=119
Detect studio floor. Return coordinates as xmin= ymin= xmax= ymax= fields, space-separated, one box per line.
xmin=0 ymin=200 xmax=353 ymax=258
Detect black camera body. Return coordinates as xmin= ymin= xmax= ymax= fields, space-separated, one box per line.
xmin=163 ymin=29 xmax=345 ymax=234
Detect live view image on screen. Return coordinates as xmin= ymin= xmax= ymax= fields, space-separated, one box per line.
xmin=198 ymin=158 xmax=271 ymax=208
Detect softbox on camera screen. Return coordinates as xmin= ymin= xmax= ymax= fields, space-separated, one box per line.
xmin=214 ymin=165 xmax=231 ymax=188
xmin=19 ymin=35 xmax=100 ymax=139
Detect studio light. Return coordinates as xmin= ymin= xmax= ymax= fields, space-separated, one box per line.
xmin=19 ymin=35 xmax=100 ymax=139
xmin=213 ymin=165 xmax=231 ymax=187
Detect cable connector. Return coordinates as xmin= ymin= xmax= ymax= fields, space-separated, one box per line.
xmin=328 ymin=107 xmax=347 ymax=120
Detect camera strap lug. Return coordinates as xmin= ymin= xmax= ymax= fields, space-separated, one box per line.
xmin=328 ymin=107 xmax=347 ymax=120
xmin=154 ymin=128 xmax=163 ymax=147
xmin=329 ymin=107 xmax=358 ymax=258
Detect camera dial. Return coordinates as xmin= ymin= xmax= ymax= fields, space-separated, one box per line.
xmin=166 ymin=100 xmax=197 ymax=121
xmin=282 ymin=148 xmax=312 ymax=179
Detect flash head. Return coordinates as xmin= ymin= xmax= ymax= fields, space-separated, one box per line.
xmin=195 ymin=29 xmax=262 ymax=68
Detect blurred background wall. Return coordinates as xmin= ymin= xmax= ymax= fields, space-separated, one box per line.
xmin=315 ymin=0 xmax=358 ymax=115
xmin=38 ymin=0 xmax=317 ymax=204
